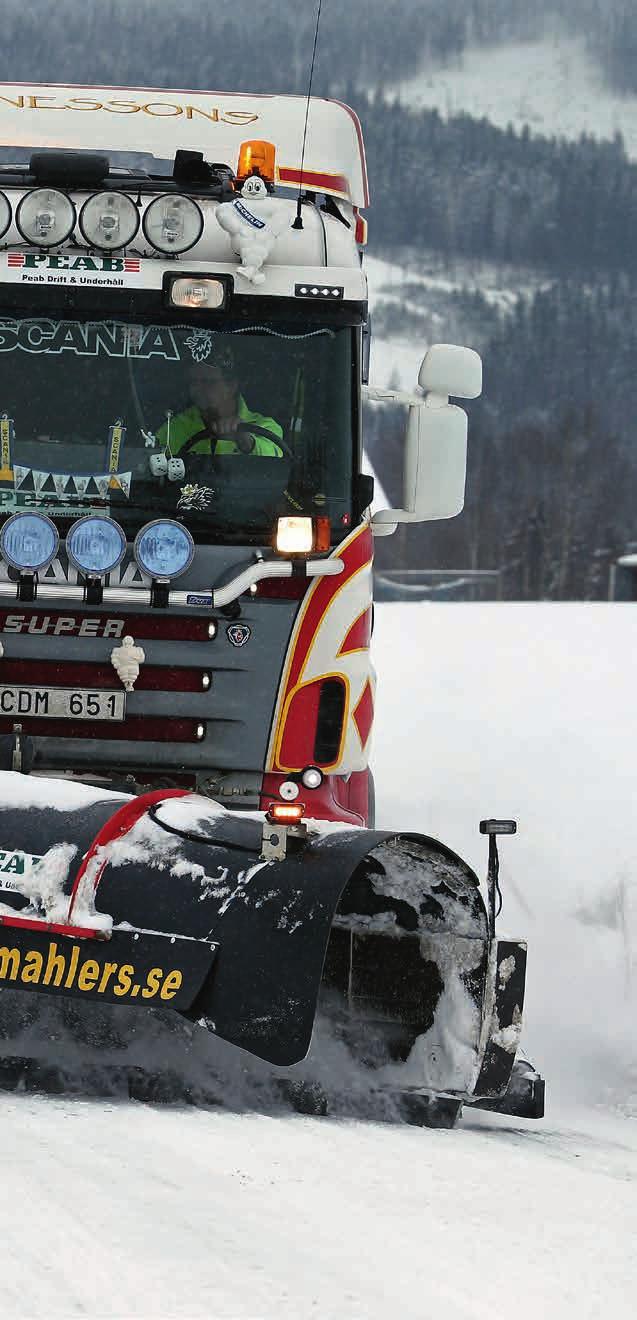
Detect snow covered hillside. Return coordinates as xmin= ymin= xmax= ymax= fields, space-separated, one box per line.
xmin=365 ymin=250 xmax=541 ymax=388
xmin=392 ymin=37 xmax=637 ymax=157
xmin=371 ymin=37 xmax=637 ymax=393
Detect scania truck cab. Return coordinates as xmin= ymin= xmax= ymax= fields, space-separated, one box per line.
xmin=0 ymin=84 xmax=479 ymax=825
xmin=0 ymin=84 xmax=547 ymax=1125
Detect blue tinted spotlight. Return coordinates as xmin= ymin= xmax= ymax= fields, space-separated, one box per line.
xmin=134 ymin=520 xmax=194 ymax=580
xmin=66 ymin=515 xmax=127 ymax=577
xmin=0 ymin=512 xmax=59 ymax=573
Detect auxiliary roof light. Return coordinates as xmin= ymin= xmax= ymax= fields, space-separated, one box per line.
xmin=79 ymin=192 xmax=139 ymax=251
xmin=66 ymin=515 xmax=127 ymax=578
xmin=236 ymin=140 xmax=276 ymax=185
xmin=0 ymin=192 xmax=11 ymax=241
xmin=142 ymin=194 xmax=203 ymax=255
xmin=16 ymin=188 xmax=76 ymax=247
xmin=134 ymin=519 xmax=195 ymax=580
xmin=0 ymin=511 xmax=59 ymax=573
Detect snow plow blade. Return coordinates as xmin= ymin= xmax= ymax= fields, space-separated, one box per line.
xmin=0 ymin=775 xmax=540 ymax=1115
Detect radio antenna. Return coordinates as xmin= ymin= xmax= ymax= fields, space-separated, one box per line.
xmin=292 ymin=0 xmax=324 ymax=230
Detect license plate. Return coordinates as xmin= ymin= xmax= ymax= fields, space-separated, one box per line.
xmin=0 ymin=686 xmax=126 ymax=721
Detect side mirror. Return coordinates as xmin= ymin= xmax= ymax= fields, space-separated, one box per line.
xmin=372 ymin=400 xmax=468 ymax=534
xmin=404 ymin=397 xmax=467 ymax=519
xmin=418 ymin=343 xmax=482 ymax=399
xmin=370 ymin=342 xmax=481 ymax=537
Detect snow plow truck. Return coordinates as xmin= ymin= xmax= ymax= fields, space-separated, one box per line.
xmin=0 ymin=82 xmax=543 ymax=1124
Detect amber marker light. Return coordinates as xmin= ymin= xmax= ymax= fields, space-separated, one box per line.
xmin=313 ymin=517 xmax=331 ymax=552
xmin=266 ymin=802 xmax=306 ymax=824
xmin=237 ymin=140 xmax=276 ymax=185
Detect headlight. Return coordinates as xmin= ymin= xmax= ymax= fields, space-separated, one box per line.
xmin=275 ymin=516 xmax=314 ymax=555
xmin=0 ymin=192 xmax=11 ymax=241
xmin=0 ymin=512 xmax=59 ymax=572
xmin=142 ymin=195 xmax=203 ymax=254
xmin=79 ymin=192 xmax=139 ymax=250
xmin=66 ymin=516 xmax=127 ymax=577
xmin=134 ymin=520 xmax=195 ymax=580
xmin=16 ymin=188 xmax=76 ymax=247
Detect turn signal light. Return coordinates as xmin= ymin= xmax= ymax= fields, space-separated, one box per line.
xmin=266 ymin=802 xmax=306 ymax=824
xmin=237 ymin=139 xmax=276 ymax=185
xmin=313 ymin=517 xmax=331 ymax=552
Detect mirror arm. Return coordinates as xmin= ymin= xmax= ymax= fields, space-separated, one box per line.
xmin=370 ymin=397 xmax=425 ymax=536
xmin=362 ymin=383 xmax=423 ymax=408
xmin=424 ymin=390 xmax=450 ymax=410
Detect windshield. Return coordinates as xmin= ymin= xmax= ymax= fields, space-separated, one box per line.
xmin=0 ymin=313 xmax=354 ymax=542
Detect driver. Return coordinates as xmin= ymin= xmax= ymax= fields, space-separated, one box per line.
xmin=157 ymin=345 xmax=284 ymax=458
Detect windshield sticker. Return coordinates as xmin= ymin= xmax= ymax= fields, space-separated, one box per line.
xmin=0 ymin=550 xmax=146 ymax=587
xmin=184 ymin=328 xmax=215 ymax=362
xmin=0 ymin=251 xmax=162 ymax=290
xmin=0 ymin=318 xmax=180 ymax=361
xmin=177 ymin=483 xmax=215 ymax=511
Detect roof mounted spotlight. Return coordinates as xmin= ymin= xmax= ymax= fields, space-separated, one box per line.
xmin=142 ymin=194 xmax=203 ymax=255
xmin=16 ymin=188 xmax=76 ymax=247
xmin=80 ymin=192 xmax=139 ymax=250
xmin=0 ymin=192 xmax=11 ymax=241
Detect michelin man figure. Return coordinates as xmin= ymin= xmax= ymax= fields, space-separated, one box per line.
xmin=215 ymin=174 xmax=288 ymax=285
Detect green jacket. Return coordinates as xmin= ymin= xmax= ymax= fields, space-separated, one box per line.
xmin=157 ymin=395 xmax=284 ymax=457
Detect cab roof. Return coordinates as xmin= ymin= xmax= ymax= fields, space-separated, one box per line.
xmin=0 ymin=83 xmax=369 ymax=208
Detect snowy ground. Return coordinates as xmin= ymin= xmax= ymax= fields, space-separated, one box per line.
xmin=373 ymin=604 xmax=637 ymax=1117
xmin=391 ymin=37 xmax=637 ymax=158
xmin=0 ymin=602 xmax=635 ymax=1319
xmin=0 ymin=1093 xmax=634 ymax=1320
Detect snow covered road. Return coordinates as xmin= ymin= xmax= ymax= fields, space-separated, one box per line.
xmin=0 ymin=1094 xmax=634 ymax=1320
xmin=0 ymin=602 xmax=635 ymax=1318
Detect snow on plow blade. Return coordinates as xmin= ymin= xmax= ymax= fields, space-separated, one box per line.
xmin=0 ymin=774 xmax=537 ymax=1114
